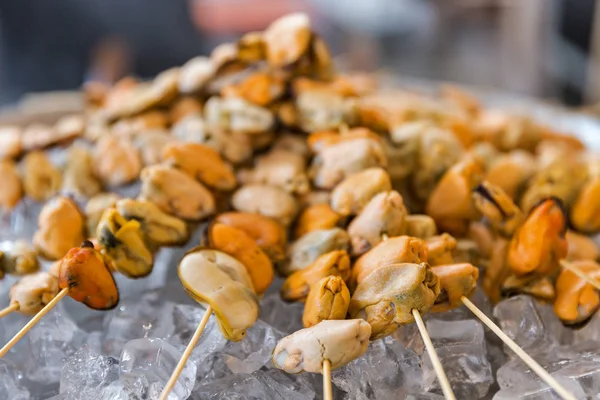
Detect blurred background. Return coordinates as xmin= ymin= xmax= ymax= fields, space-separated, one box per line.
xmin=0 ymin=0 xmax=598 ymax=108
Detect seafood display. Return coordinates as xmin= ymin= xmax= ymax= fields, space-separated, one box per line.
xmin=0 ymin=11 xmax=600 ymax=400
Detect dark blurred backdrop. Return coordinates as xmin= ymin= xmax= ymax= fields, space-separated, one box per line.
xmin=0 ymin=0 xmax=598 ymax=107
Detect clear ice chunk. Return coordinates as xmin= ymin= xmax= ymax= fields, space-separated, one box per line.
xmin=170 ymin=304 xmax=230 ymax=385
xmin=534 ymin=300 xmax=574 ymax=346
xmin=57 ymin=294 xmax=107 ymax=328
xmin=493 ymin=295 xmax=556 ymax=355
xmin=219 ymin=319 xmax=282 ymax=375
xmin=102 ymin=291 xmax=175 ymax=357
xmin=0 ymin=359 xmax=29 ymax=400
xmin=194 ymin=368 xmax=316 ymax=400
xmin=9 ymin=198 xmax=43 ymax=240
xmin=556 ymin=359 xmax=600 ymax=397
xmin=192 ymin=318 xmax=283 ymax=386
xmin=100 ymin=372 xmax=151 ymax=400
xmin=171 ymin=304 xmax=226 ymax=366
xmin=0 ymin=212 xmax=13 ymax=242
xmin=405 ymin=394 xmax=446 ymax=400
xmin=59 ymin=344 xmax=119 ymax=398
xmin=83 ymin=331 xmax=104 ymax=355
xmin=0 ymin=298 xmax=31 ymax=365
xmin=109 ymin=274 xmax=152 ymax=308
xmin=492 ymin=377 xmax=585 ymax=400
xmin=573 ymin=312 xmax=600 ymax=345
xmin=0 ymin=274 xmax=18 ymax=303
xmin=332 ymin=335 xmax=423 ymax=400
xmin=259 ymin=291 xmax=305 ymax=335
xmin=146 ymin=381 xmax=181 ymax=400
xmin=559 ymin=340 xmax=600 ymax=360
xmin=418 ymin=319 xmax=493 ymax=399
xmin=150 ymin=224 xmax=208 ymax=297
xmin=497 ymin=346 xmax=600 ymax=396
xmin=120 ymin=337 xmax=196 ymax=400
xmin=146 ymin=248 xmax=179 ymax=291
xmin=497 ymin=355 xmax=573 ymax=389
xmin=45 ymin=394 xmax=69 ymax=400
xmin=25 ymin=309 xmax=84 ymax=384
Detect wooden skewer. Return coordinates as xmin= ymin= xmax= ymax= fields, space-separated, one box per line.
xmin=159 ymin=305 xmax=213 ymax=400
xmin=560 ymin=260 xmax=600 ymax=291
xmin=412 ymin=308 xmax=456 ymax=400
xmin=381 ymin=234 xmax=455 ymax=399
xmin=461 ymin=296 xmax=576 ymax=400
xmin=0 ymin=303 xmax=19 ymax=319
xmin=322 ymin=359 xmax=333 ymax=400
xmin=0 ymin=287 xmax=69 ymax=358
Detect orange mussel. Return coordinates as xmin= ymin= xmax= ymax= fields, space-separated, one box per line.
xmin=58 ymin=240 xmax=119 ymax=310
xmin=554 ymin=260 xmax=600 ymax=325
xmin=214 ymin=212 xmax=287 ymax=264
xmin=208 ymin=222 xmax=274 ymax=295
xmin=507 ymin=198 xmax=567 ymax=277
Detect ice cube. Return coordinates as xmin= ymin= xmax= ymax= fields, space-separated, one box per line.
xmin=194 ymin=354 xmax=231 ymax=386
xmin=171 ymin=304 xmax=230 ymax=387
xmin=120 ymin=337 xmax=196 ymax=399
xmin=257 ymin=369 xmax=317 ymax=399
xmin=259 ymin=291 xmax=304 ymax=335
xmin=110 ymin=274 xmax=152 ymax=306
xmin=0 ymin=212 xmax=13 ymax=242
xmin=393 ymin=321 xmax=424 ymax=354
xmin=171 ymin=304 xmax=226 ymax=366
xmin=44 ymin=394 xmax=69 ymax=400
xmin=100 ymin=372 xmax=151 ymax=400
xmin=59 ymin=344 xmax=119 ymax=397
xmin=492 ymin=377 xmax=585 ymax=400
xmin=192 ymin=319 xmax=283 ymax=386
xmin=146 ymin=248 xmax=179 ymax=291
xmin=58 ymin=295 xmax=107 ymax=328
xmin=332 ymin=335 xmax=423 ymax=400
xmin=418 ymin=319 xmax=493 ymax=399
xmin=573 ymin=312 xmax=600 ymax=345
xmin=0 ymin=359 xmax=29 ymax=400
xmin=146 ymin=381 xmax=181 ymax=400
xmin=10 ymin=198 xmax=43 ymax=240
xmin=149 ymin=224 xmax=207 ymax=294
xmin=83 ymin=331 xmax=104 ymax=355
xmin=497 ymin=355 xmax=573 ymax=389
xmin=497 ymin=346 xmax=600 ymax=394
xmin=493 ymin=295 xmax=556 ymax=355
xmin=0 ymin=298 xmax=31 ymax=366
xmin=405 ymin=394 xmax=446 ymax=400
xmin=556 ymin=359 xmax=600 ymax=397
xmin=486 ymin=339 xmax=509 ymax=379
xmin=25 ymin=309 xmax=84 ymax=383
xmin=102 ymin=291 xmax=175 ymax=357
xmin=535 ymin=301 xmax=574 ymax=346
xmin=0 ymin=271 xmax=18 ymax=302
xmin=559 ymin=340 xmax=600 ymax=360
xmin=159 ymin=279 xmax=201 ymax=305
xmin=220 ymin=319 xmax=283 ymax=375
xmin=194 ymin=368 xmax=316 ymax=400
